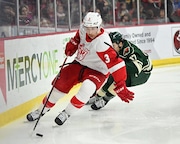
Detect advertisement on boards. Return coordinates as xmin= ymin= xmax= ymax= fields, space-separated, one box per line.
xmin=1 ymin=24 xmax=180 ymax=113
xmin=0 ymin=33 xmax=75 ymax=113
xmin=107 ymin=24 xmax=180 ymax=60
xmin=0 ymin=40 xmax=6 ymax=110
xmin=172 ymin=27 xmax=180 ymax=55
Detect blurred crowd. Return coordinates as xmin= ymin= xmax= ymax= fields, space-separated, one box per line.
xmin=0 ymin=0 xmax=180 ymax=36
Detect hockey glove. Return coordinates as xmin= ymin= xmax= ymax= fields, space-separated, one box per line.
xmin=65 ymin=38 xmax=79 ymax=56
xmin=114 ymin=82 xmax=134 ymax=103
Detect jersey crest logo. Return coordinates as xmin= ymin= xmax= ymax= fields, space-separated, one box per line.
xmin=76 ymin=44 xmax=89 ymax=60
xmin=123 ymin=47 xmax=130 ymax=56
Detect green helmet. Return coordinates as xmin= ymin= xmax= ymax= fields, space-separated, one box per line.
xmin=109 ymin=32 xmax=123 ymax=44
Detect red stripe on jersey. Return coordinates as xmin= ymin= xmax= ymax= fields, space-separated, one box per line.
xmin=74 ymin=30 xmax=80 ymax=42
xmin=111 ymin=66 xmax=127 ymax=83
xmin=43 ymin=97 xmax=55 ymax=108
xmin=97 ymin=47 xmax=121 ymax=68
xmin=97 ymin=47 xmax=127 ymax=84
xmin=71 ymin=96 xmax=85 ymax=108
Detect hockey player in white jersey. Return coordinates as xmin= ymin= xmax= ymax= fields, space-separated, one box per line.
xmin=26 ymin=12 xmax=134 ymax=126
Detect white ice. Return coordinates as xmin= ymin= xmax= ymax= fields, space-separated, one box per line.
xmin=0 ymin=64 xmax=180 ymax=144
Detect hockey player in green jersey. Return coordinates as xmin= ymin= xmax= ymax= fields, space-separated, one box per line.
xmin=89 ymin=31 xmax=153 ymax=110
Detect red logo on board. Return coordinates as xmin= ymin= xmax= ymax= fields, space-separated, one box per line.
xmin=173 ymin=30 xmax=180 ymax=54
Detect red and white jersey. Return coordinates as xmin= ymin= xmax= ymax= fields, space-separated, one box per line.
xmin=74 ymin=25 xmax=127 ymax=83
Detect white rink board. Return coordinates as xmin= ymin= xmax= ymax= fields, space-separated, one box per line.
xmin=0 ymin=24 xmax=180 ymax=113
xmin=106 ymin=24 xmax=180 ymax=59
xmin=0 ymin=33 xmax=76 ymax=112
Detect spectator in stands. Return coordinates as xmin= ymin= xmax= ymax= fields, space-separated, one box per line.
xmin=116 ymin=1 xmax=135 ymax=25
xmin=96 ymin=0 xmax=112 ymax=24
xmin=141 ymin=0 xmax=161 ymax=18
xmin=139 ymin=4 xmax=147 ymax=20
xmin=19 ymin=0 xmax=36 ymax=15
xmin=0 ymin=3 xmax=15 ymax=37
xmin=174 ymin=9 xmax=180 ymax=19
xmin=157 ymin=8 xmax=170 ymax=23
xmin=40 ymin=17 xmax=52 ymax=27
xmin=40 ymin=2 xmax=54 ymax=27
xmin=118 ymin=2 xmax=129 ymax=22
xmin=57 ymin=5 xmax=67 ymax=25
xmin=81 ymin=0 xmax=92 ymax=14
xmin=161 ymin=0 xmax=180 ymax=22
xmin=19 ymin=4 xmax=33 ymax=25
xmin=120 ymin=13 xmax=132 ymax=26
xmin=0 ymin=5 xmax=15 ymax=26
xmin=143 ymin=9 xmax=159 ymax=24
xmin=70 ymin=1 xmax=80 ymax=25
xmin=174 ymin=0 xmax=180 ymax=10
xmin=119 ymin=0 xmax=136 ymax=14
xmin=40 ymin=0 xmax=48 ymax=16
xmin=40 ymin=0 xmax=48 ymax=10
xmin=81 ymin=4 xmax=87 ymax=19
xmin=47 ymin=3 xmax=55 ymax=25
xmin=96 ymin=8 xmax=101 ymax=14
xmin=131 ymin=3 xmax=146 ymax=24
xmin=172 ymin=0 xmax=180 ymax=18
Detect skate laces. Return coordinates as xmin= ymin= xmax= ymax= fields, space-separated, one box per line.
xmin=57 ymin=111 xmax=69 ymax=122
xmin=30 ymin=109 xmax=41 ymax=118
xmin=95 ymin=98 xmax=106 ymax=108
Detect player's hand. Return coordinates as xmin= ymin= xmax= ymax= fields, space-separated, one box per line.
xmin=65 ymin=38 xmax=79 ymax=56
xmin=114 ymin=82 xmax=134 ymax=103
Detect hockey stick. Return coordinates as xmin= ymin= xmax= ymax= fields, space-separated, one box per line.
xmin=33 ymin=56 xmax=68 ymax=132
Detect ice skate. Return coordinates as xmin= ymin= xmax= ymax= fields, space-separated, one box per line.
xmin=91 ymin=97 xmax=108 ymax=110
xmin=54 ymin=110 xmax=70 ymax=125
xmin=86 ymin=95 xmax=102 ymax=105
xmin=26 ymin=109 xmax=43 ymax=121
xmin=26 ymin=106 xmax=49 ymax=121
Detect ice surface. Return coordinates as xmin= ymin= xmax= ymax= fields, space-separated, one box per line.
xmin=0 ymin=64 xmax=180 ymax=144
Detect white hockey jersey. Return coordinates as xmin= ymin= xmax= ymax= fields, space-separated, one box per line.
xmin=75 ymin=26 xmax=112 ymax=75
xmin=74 ymin=25 xmax=126 ymax=83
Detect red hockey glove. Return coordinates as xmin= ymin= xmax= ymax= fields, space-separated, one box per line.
xmin=114 ymin=82 xmax=134 ymax=103
xmin=65 ymin=38 xmax=79 ymax=56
